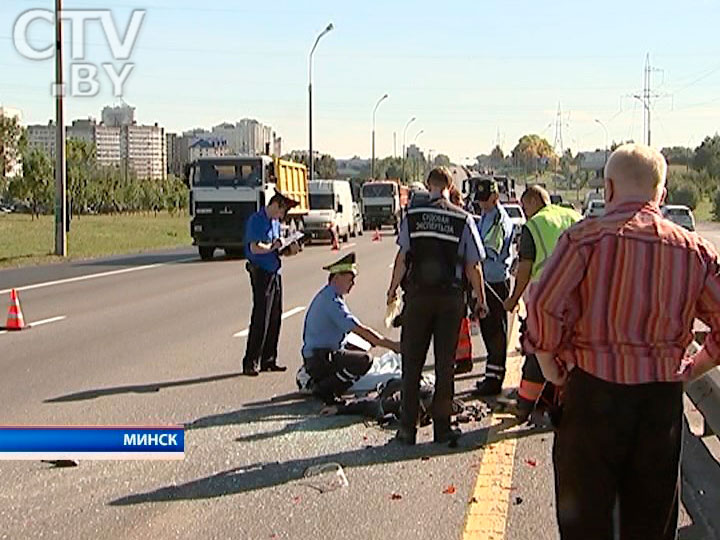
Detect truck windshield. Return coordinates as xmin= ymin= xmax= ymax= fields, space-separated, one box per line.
xmin=309 ymin=194 xmax=334 ymax=210
xmin=193 ymin=160 xmax=262 ymax=187
xmin=362 ymin=184 xmax=394 ymax=197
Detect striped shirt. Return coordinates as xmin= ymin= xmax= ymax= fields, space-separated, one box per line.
xmin=524 ymin=200 xmax=720 ymax=384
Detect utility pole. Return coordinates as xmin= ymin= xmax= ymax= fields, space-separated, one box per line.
xmin=632 ymin=53 xmax=665 ymax=146
xmin=552 ymin=101 xmax=564 ymax=159
xmin=371 ymin=93 xmax=388 ymax=179
xmin=54 ymin=0 xmax=67 ymax=256
xmin=308 ymin=23 xmax=333 ymax=181
xmin=393 ymin=132 xmax=397 ymax=159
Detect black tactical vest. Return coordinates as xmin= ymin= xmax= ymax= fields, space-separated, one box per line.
xmin=406 ymin=198 xmax=467 ymax=290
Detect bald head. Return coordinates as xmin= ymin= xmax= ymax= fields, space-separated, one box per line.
xmin=604 ymin=144 xmax=667 ymax=204
xmin=521 ymin=184 xmax=550 ymax=218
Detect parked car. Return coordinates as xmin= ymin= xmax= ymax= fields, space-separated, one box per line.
xmin=558 ymin=202 xmax=577 ymax=211
xmin=661 ymin=204 xmax=695 ymax=231
xmin=584 ymin=200 xmax=605 ymax=218
xmin=502 ymin=202 xmax=526 ymax=240
xmin=550 ymin=194 xmax=563 ymax=205
xmin=582 ymin=191 xmax=604 ymax=213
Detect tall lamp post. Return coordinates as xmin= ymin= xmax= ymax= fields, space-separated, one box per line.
xmin=412 ymin=129 xmax=424 ymax=182
xmin=371 ymin=93 xmax=388 ymax=180
xmin=308 ymin=23 xmax=334 ymax=181
xmin=54 ymin=0 xmax=66 ymax=256
xmin=401 ymin=116 xmax=416 ymax=183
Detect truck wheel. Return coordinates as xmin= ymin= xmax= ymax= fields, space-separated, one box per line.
xmin=199 ymin=246 xmax=215 ymax=261
xmin=224 ymin=248 xmax=244 ymax=259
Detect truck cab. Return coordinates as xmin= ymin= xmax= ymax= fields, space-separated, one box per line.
xmin=361 ymin=181 xmax=408 ymax=232
xmin=185 ymin=155 xmax=308 ymax=260
xmin=304 ymin=180 xmax=355 ymax=243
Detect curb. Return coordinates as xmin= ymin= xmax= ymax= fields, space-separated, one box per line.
xmin=686 ymin=364 xmax=720 ymax=437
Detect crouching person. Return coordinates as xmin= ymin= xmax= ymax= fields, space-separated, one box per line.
xmin=299 ymin=252 xmax=400 ymax=405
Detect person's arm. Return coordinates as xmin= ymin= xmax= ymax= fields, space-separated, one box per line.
xmin=249 ymin=239 xmax=282 ymax=255
xmin=524 ymin=232 xmax=586 ymax=362
xmin=505 ymin=260 xmax=532 ymax=312
xmin=465 ymin=262 xmax=488 ymax=318
xmin=352 ymin=323 xmax=400 ymax=353
xmin=462 ymin=216 xmax=489 ymax=319
xmin=386 ymin=250 xmax=406 ymax=303
xmin=682 ymin=249 xmax=720 ymax=381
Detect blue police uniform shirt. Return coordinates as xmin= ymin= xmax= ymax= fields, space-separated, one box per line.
xmin=478 ymin=204 xmax=514 ymax=283
xmin=302 ymin=284 xmax=360 ymax=358
xmin=397 ymin=195 xmax=486 ymax=271
xmin=244 ymin=207 xmax=281 ymax=273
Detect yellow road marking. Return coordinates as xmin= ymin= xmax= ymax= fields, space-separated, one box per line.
xmin=463 ymin=309 xmax=524 ymax=540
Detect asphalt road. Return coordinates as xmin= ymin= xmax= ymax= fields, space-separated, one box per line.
xmin=0 ymin=224 xmax=719 ymax=539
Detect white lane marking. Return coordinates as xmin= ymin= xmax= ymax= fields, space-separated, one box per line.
xmin=341 ymin=243 xmax=356 ymax=250
xmin=1 ymin=315 xmax=66 ymax=335
xmin=0 ymin=257 xmax=197 ymax=295
xmin=233 ymin=306 xmax=306 ymax=338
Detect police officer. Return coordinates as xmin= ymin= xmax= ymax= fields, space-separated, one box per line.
xmin=300 ymin=252 xmax=400 ymax=405
xmin=387 ymin=167 xmax=488 ymax=445
xmin=503 ymin=185 xmax=581 ymax=419
xmin=472 ymin=178 xmax=515 ymax=395
xmin=242 ymin=190 xmax=301 ymax=376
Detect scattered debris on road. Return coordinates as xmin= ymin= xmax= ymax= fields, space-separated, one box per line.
xmin=390 ymin=493 xmax=402 ymax=500
xmin=443 ymin=485 xmax=457 ymax=495
xmin=525 ymin=459 xmax=537 ymax=467
xmin=41 ymin=460 xmax=78 ymax=468
xmin=514 ymin=496 xmax=524 ymax=505
xmin=302 ymin=462 xmax=349 ymax=493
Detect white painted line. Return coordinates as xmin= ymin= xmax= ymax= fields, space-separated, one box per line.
xmin=341 ymin=243 xmax=357 ymax=250
xmin=1 ymin=315 xmax=66 ymax=335
xmin=0 ymin=257 xmax=197 ymax=295
xmin=28 ymin=315 xmax=66 ymax=328
xmin=233 ymin=306 xmax=306 ymax=338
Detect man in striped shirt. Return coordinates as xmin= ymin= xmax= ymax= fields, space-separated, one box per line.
xmin=525 ymin=144 xmax=720 ymax=540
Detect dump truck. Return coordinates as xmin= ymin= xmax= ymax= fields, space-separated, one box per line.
xmin=185 ymin=155 xmax=308 ymax=260
xmin=361 ymin=180 xmax=409 ymax=232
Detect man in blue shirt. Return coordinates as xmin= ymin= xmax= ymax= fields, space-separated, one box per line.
xmin=387 ymin=167 xmax=488 ymax=445
xmin=242 ymin=190 xmax=301 ymax=376
xmin=300 ymin=252 xmax=400 ymax=405
xmin=472 ymin=178 xmax=515 ymax=395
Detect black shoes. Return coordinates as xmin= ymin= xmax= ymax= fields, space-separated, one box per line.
xmin=261 ymin=364 xmax=287 ymax=372
xmin=474 ymin=378 xmax=502 ymax=396
xmin=454 ymin=358 xmax=474 ymax=375
xmin=434 ymin=427 xmax=461 ymax=446
xmin=242 ymin=368 xmax=260 ymax=377
xmin=395 ymin=428 xmax=417 ymax=446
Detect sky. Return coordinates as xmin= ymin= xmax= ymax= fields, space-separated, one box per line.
xmin=1 ymin=0 xmax=720 ymax=163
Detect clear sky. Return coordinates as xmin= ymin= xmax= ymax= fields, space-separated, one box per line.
xmin=2 ymin=0 xmax=720 ymax=163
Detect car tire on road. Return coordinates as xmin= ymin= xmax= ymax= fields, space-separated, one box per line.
xmin=199 ymin=246 xmax=215 ymax=261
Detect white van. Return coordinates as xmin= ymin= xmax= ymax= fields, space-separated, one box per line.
xmin=305 ymin=180 xmax=355 ymax=243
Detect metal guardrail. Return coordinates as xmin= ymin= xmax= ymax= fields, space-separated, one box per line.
xmin=686 ymin=328 xmax=720 ymax=436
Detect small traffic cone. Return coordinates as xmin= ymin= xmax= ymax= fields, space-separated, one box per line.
xmin=372 ymin=228 xmax=381 ymax=242
xmin=5 ymin=289 xmax=26 ymax=331
xmin=454 ymin=317 xmax=473 ymax=374
xmin=331 ymin=230 xmax=340 ymax=251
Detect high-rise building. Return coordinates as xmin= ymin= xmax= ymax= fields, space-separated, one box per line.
xmin=67 ymin=118 xmax=96 ymax=145
xmin=95 ymin=125 xmax=122 ymax=166
xmin=123 ymin=123 xmax=166 ymax=180
xmin=0 ymin=105 xmax=23 ymax=179
xmin=27 ymin=121 xmax=57 ymax=159
xmin=208 ymin=119 xmax=276 ymax=156
xmin=102 ymin=103 xmax=135 ymax=127
xmin=188 ymin=137 xmax=229 ymax=162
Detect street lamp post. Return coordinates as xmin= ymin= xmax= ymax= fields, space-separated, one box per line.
xmin=412 ymin=129 xmax=424 ymax=182
xmin=401 ymin=117 xmax=416 ymax=183
xmin=371 ymin=93 xmax=388 ymax=179
xmin=308 ymin=23 xmax=333 ymax=181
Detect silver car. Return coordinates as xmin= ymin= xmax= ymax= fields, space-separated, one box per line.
xmin=662 ymin=205 xmax=695 ymax=231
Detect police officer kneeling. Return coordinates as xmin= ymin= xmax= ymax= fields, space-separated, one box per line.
xmin=387 ymin=167 xmax=488 ymax=445
xmin=300 ymin=253 xmax=400 ymax=405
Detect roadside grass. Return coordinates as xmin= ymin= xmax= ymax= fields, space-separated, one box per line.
xmin=0 ymin=212 xmax=191 ymax=269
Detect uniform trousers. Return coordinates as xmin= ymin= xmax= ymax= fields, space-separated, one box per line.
xmin=304 ymin=348 xmax=372 ymax=403
xmin=242 ymin=262 xmax=282 ymax=371
xmin=401 ymin=289 xmax=464 ymax=437
xmin=480 ymin=279 xmax=510 ymax=383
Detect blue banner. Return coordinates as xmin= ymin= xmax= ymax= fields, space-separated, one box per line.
xmin=0 ymin=426 xmax=184 ymax=459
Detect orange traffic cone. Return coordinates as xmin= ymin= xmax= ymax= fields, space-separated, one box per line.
xmin=5 ymin=289 xmax=26 ymax=331
xmin=372 ymin=228 xmax=381 ymax=242
xmin=331 ymin=230 xmax=340 ymax=251
xmin=454 ymin=317 xmax=473 ymax=374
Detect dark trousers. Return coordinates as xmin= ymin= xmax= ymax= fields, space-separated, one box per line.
xmin=480 ymin=280 xmax=510 ymax=383
xmin=401 ymin=290 xmax=464 ymax=436
xmin=553 ymin=368 xmax=683 ymax=540
xmin=304 ymin=348 xmax=372 ymax=403
xmin=242 ymin=263 xmax=282 ymax=371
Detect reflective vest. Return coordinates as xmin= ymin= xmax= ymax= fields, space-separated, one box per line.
xmin=482 ymin=210 xmax=505 ymax=257
xmin=407 ymin=198 xmax=467 ymax=290
xmin=526 ymin=205 xmax=581 ymax=282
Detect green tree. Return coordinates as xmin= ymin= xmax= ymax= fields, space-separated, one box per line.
xmin=666 ymin=182 xmax=700 ymax=210
xmin=661 ymin=146 xmax=693 ymax=167
xmin=693 ymin=135 xmax=720 ymax=178
xmin=315 ymin=154 xmax=337 ymax=179
xmin=9 ymin=147 xmax=53 ymax=219
xmin=66 ymin=139 xmax=96 ymax=216
xmin=433 ymin=154 xmax=451 ymax=167
xmin=490 ymin=145 xmax=504 ymax=167
xmin=511 ymin=134 xmax=556 ymax=174
xmin=0 ymin=115 xmax=25 ymax=198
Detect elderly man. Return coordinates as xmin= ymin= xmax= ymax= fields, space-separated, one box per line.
xmin=301 ymin=252 xmax=400 ymax=405
xmin=525 ymin=144 xmax=720 ymax=539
